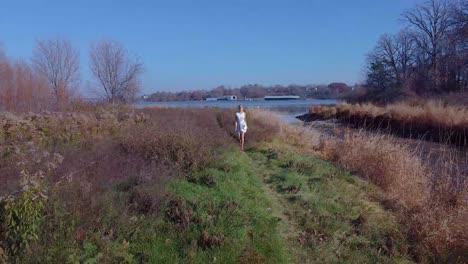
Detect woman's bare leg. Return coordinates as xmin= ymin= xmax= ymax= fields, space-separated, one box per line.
xmin=237 ymin=132 xmax=241 ymax=148
xmin=241 ymin=132 xmax=245 ymax=150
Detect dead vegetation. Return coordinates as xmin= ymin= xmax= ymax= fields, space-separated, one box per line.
xmin=301 ymin=100 xmax=468 ymax=147
xmin=325 ymin=132 xmax=467 ymax=261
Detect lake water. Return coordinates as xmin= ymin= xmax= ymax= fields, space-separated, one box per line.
xmin=135 ymin=99 xmax=339 ymax=123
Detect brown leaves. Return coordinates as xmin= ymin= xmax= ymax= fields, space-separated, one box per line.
xmin=165 ymin=197 xmax=194 ymax=231
xmin=197 ymin=231 xmax=225 ymax=250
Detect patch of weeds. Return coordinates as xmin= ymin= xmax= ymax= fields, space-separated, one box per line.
xmin=277 ymin=184 xmax=302 ymax=194
xmin=307 ymin=177 xmax=323 ymax=186
xmin=164 ymin=196 xmax=194 ymax=231
xmin=264 ymin=173 xmax=286 ymax=184
xmin=238 ymin=232 xmax=266 ymax=264
xmin=114 ymin=177 xmax=139 ymax=192
xmin=198 ymin=231 xmax=225 ymax=250
xmin=128 ymin=189 xmax=154 ymax=215
xmin=186 ymin=171 xmax=216 ymax=187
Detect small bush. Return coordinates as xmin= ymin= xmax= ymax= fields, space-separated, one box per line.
xmin=0 ymin=151 xmax=62 ymax=258
xmin=165 ymin=197 xmax=194 ymax=231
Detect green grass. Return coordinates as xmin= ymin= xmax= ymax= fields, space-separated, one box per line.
xmin=13 ymin=137 xmax=413 ymax=263
xmin=130 ymin=148 xmax=291 ymax=263
xmin=124 ymin=141 xmax=414 ymax=263
xmin=124 ymin=141 xmax=413 ymax=263
xmin=247 ymin=141 xmax=413 ymax=264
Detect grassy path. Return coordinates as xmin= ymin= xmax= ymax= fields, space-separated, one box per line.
xmin=136 ymin=149 xmax=291 ymax=263
xmin=246 ymin=142 xmax=413 ymax=263
xmin=256 ymin=170 xmax=313 ymax=263
xmin=129 ymin=142 xmax=413 ymax=263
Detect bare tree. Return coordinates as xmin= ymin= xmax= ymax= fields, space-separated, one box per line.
xmin=395 ymin=30 xmax=416 ymax=82
xmin=402 ymin=0 xmax=451 ymax=89
xmin=447 ymin=0 xmax=468 ymax=91
xmin=374 ymin=34 xmax=400 ymax=80
xmin=32 ymin=37 xmax=80 ymax=101
xmin=89 ymin=40 xmax=143 ymax=103
xmin=449 ymin=0 xmax=468 ymax=46
xmin=362 ymin=0 xmax=465 ymax=100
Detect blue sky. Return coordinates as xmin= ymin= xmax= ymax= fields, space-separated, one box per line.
xmin=0 ymin=0 xmax=422 ymax=94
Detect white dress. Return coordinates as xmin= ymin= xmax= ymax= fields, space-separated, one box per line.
xmin=236 ymin=112 xmax=248 ymax=133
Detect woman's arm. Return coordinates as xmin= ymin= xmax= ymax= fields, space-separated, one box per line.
xmin=234 ymin=115 xmax=238 ymax=130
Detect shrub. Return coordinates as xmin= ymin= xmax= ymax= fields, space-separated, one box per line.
xmin=120 ymin=108 xmax=231 ymax=171
xmin=0 ymin=152 xmax=62 ymax=258
xmin=165 ymin=197 xmax=194 ymax=231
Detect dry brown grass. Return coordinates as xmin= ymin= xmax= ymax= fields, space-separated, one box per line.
xmin=311 ymin=100 xmax=468 ymax=128
xmin=317 ymin=131 xmax=467 ymax=262
xmin=323 ymin=132 xmax=430 ymax=208
xmin=247 ymin=109 xmax=321 ymax=152
xmin=120 ymin=108 xmax=232 ymax=171
xmin=215 ymin=108 xmax=281 ymax=145
xmin=307 ymin=100 xmax=468 ymax=147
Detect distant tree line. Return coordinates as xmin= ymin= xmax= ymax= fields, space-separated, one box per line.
xmin=146 ymin=83 xmax=352 ymax=101
xmin=0 ymin=38 xmax=143 ymax=111
xmin=362 ymin=0 xmax=467 ymax=103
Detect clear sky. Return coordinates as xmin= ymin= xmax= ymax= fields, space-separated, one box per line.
xmin=0 ymin=0 xmax=422 ymax=94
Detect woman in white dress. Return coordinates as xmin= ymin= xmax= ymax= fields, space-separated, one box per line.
xmin=235 ymin=104 xmax=248 ymax=150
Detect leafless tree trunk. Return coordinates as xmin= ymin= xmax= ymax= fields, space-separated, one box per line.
xmin=32 ymin=37 xmax=80 ymax=102
xmin=89 ymin=40 xmax=143 ymax=104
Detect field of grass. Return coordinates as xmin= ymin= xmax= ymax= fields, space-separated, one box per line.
xmin=0 ymin=106 xmax=466 ymax=263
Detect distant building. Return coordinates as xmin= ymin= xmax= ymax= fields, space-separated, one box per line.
xmin=217 ymin=95 xmax=237 ymax=100
xmin=141 ymin=95 xmax=149 ymax=100
xmin=206 ymin=98 xmax=218 ymax=101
